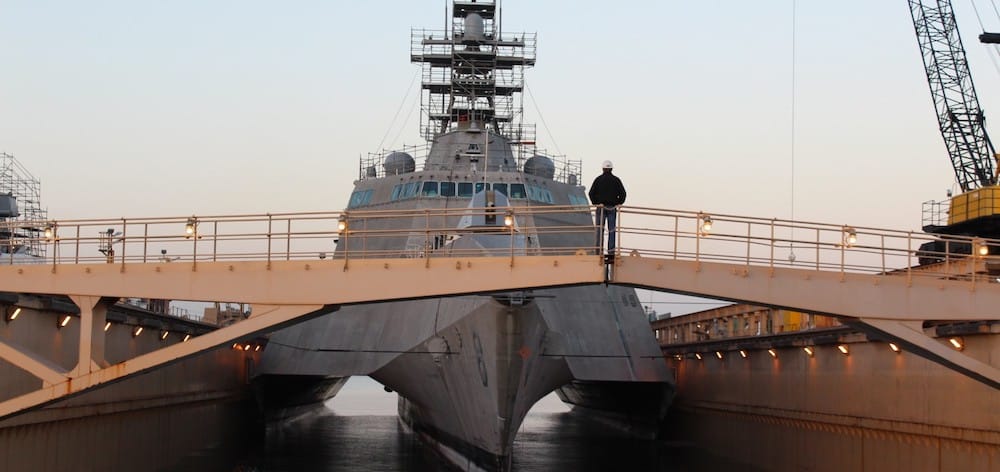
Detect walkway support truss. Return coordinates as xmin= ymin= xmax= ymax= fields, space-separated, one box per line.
xmin=0 ymin=205 xmax=996 ymax=420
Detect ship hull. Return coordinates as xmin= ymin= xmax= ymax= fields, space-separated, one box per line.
xmin=257 ymin=280 xmax=673 ymax=470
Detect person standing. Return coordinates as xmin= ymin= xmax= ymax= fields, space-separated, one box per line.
xmin=588 ymin=160 xmax=627 ymax=255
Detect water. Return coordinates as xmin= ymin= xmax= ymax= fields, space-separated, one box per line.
xmin=166 ymin=378 xmax=748 ymax=472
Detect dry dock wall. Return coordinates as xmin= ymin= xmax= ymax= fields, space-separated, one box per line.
xmin=667 ymin=335 xmax=999 ymax=472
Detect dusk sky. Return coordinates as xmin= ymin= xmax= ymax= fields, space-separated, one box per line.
xmin=4 ymin=1 xmax=1000 ymax=313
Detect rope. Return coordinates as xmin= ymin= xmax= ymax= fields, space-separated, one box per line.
xmin=374 ymin=69 xmax=420 ymax=152
xmin=388 ymin=83 xmax=422 ymax=150
xmin=969 ymin=1 xmax=1000 ymax=87
xmin=789 ymin=0 xmax=798 ymax=261
xmin=524 ymin=81 xmax=563 ymax=156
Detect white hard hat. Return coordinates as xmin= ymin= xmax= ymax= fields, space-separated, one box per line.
xmin=602 ymin=160 xmax=613 ymax=169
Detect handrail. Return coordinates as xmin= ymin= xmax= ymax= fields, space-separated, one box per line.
xmin=5 ymin=205 xmax=999 ymax=287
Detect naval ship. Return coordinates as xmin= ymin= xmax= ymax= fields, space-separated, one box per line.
xmin=254 ymin=2 xmax=674 ymax=469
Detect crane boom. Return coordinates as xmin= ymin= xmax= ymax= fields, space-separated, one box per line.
xmin=909 ymin=0 xmax=996 ymax=192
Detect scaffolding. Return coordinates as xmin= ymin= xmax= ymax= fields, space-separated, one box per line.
xmin=0 ymin=153 xmax=48 ymax=260
xmin=410 ymin=0 xmax=536 ymax=141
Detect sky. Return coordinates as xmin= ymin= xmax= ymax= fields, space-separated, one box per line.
xmin=4 ymin=1 xmax=1000 ymax=313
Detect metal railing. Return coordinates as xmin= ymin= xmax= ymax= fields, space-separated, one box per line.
xmin=5 ymin=205 xmax=1000 ymax=285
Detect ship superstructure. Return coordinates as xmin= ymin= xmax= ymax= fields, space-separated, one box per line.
xmin=255 ymin=2 xmax=673 ymax=469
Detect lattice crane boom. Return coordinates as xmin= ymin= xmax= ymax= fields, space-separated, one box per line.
xmin=909 ymin=0 xmax=997 ymax=192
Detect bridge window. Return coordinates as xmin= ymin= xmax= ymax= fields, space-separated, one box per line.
xmin=493 ymin=183 xmax=508 ymax=196
xmin=440 ymin=182 xmax=457 ymax=197
xmin=527 ymin=185 xmax=554 ymax=204
xmin=402 ymin=182 xmax=420 ymax=199
xmin=348 ymin=189 xmax=374 ymax=208
xmin=458 ymin=182 xmax=474 ymax=197
xmin=509 ymin=184 xmax=526 ymax=199
xmin=568 ymin=194 xmax=588 ymax=206
xmin=475 ymin=182 xmax=488 ymax=193
xmin=392 ymin=182 xmax=421 ymax=201
xmin=422 ymin=181 xmax=439 ymax=197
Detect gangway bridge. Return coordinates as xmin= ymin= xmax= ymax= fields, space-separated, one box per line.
xmin=0 ymin=205 xmax=997 ymax=420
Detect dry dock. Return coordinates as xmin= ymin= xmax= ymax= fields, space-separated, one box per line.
xmin=654 ymin=306 xmax=999 ymax=472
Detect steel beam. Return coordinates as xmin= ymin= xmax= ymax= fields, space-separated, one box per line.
xmin=612 ymin=256 xmax=1000 ymax=322
xmin=850 ymin=319 xmax=1000 ymax=389
xmin=612 ymin=256 xmax=1000 ymax=388
xmin=0 ymin=340 xmax=67 ymax=387
xmin=0 ymin=256 xmax=605 ymax=304
xmin=0 ymin=303 xmax=331 ymax=421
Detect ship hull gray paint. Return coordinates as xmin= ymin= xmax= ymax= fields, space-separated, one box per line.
xmin=256 ymin=127 xmax=674 ymax=467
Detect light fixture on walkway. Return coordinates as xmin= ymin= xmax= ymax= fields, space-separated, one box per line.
xmin=698 ymin=213 xmax=713 ymax=235
xmin=948 ymin=337 xmax=964 ymax=350
xmin=715 ymin=351 xmax=723 ymax=359
xmin=803 ymin=346 xmax=815 ymax=357
xmin=338 ymin=216 xmax=348 ymax=233
xmin=58 ymin=315 xmax=71 ymax=328
xmin=6 ymin=307 xmax=21 ymax=322
xmin=843 ymin=226 xmax=857 ymax=247
xmin=184 ymin=217 xmax=197 ymax=238
xmin=104 ymin=321 xmax=112 ymax=332
xmin=767 ymin=348 xmax=778 ymax=359
xmin=160 ymin=331 xmax=169 ymax=341
xmin=503 ymin=210 xmax=514 ymax=227
xmin=694 ymin=353 xmax=703 ymax=360
xmin=133 ymin=326 xmax=143 ymax=337
xmin=739 ymin=350 xmax=748 ymax=358
xmin=182 ymin=334 xmax=191 ymax=342
xmin=43 ymin=224 xmax=56 ymax=241
xmin=973 ymin=238 xmax=988 ymax=257
xmin=888 ymin=342 xmax=901 ymax=353
xmin=837 ymin=344 xmax=850 ymax=356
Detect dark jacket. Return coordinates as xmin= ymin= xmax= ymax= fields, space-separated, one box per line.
xmin=588 ymin=171 xmax=626 ymax=207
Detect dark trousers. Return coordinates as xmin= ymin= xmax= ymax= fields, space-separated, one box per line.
xmin=595 ymin=206 xmax=617 ymax=253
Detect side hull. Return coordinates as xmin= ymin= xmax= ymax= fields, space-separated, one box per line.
xmin=555 ymin=380 xmax=675 ymax=439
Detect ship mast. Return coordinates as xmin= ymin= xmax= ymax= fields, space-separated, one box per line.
xmin=411 ymin=0 xmax=536 ymax=141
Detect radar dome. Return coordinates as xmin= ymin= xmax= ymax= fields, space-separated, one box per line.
xmin=464 ymin=13 xmax=485 ymax=41
xmin=383 ymin=152 xmax=416 ymax=175
xmin=523 ymin=155 xmax=555 ymax=180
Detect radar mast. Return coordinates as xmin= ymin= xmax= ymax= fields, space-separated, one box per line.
xmin=410 ymin=1 xmax=536 ymax=141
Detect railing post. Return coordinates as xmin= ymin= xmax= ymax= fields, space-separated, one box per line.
xmin=695 ymin=215 xmax=701 ymax=265
xmin=74 ymin=225 xmax=80 ymax=264
xmin=120 ymin=218 xmax=127 ymax=269
xmin=266 ymin=214 xmax=273 ymax=270
xmin=509 ymin=209 xmax=515 ymax=267
xmin=840 ymin=230 xmax=845 ymax=279
xmin=286 ymin=218 xmax=292 ymax=261
xmin=944 ymin=239 xmax=950 ymax=276
xmin=192 ymin=218 xmax=198 ymax=272
xmin=746 ymin=222 xmax=751 ymax=267
xmin=212 ymin=221 xmax=218 ymax=262
xmin=880 ymin=234 xmax=886 ymax=273
xmin=142 ymin=223 xmax=149 ymax=263
xmin=673 ymin=215 xmax=679 ymax=260
xmin=907 ymin=232 xmax=912 ymax=286
xmin=815 ymin=228 xmax=820 ymax=271
xmin=769 ymin=219 xmax=775 ymax=271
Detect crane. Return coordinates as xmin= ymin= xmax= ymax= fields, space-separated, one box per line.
xmin=909 ymin=0 xmax=1000 ymax=258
